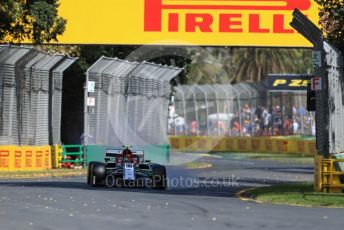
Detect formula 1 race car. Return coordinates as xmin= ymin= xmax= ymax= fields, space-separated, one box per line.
xmin=87 ymin=146 xmax=167 ymax=189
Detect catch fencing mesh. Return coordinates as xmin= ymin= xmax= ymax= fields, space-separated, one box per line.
xmin=86 ymin=57 xmax=182 ymax=146
xmin=0 ymin=45 xmax=76 ymax=146
xmin=325 ymin=42 xmax=344 ymax=154
xmin=171 ymin=82 xmax=315 ymax=137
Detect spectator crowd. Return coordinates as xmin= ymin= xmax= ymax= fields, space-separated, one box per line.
xmin=168 ymin=103 xmax=315 ymax=137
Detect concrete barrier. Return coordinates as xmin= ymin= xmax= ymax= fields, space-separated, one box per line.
xmin=0 ymin=146 xmax=52 ymax=172
xmin=168 ymin=136 xmax=317 ymax=156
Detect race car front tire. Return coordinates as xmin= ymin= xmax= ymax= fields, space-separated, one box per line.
xmin=88 ymin=161 xmax=106 ymax=187
xmin=152 ymin=165 xmax=167 ymax=190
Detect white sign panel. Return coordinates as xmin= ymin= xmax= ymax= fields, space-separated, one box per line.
xmin=311 ymin=77 xmax=322 ymax=91
xmin=87 ymin=81 xmax=95 ymax=93
xmin=312 ymin=51 xmax=322 ymax=67
xmin=87 ymin=97 xmax=96 ymax=107
xmin=123 ymin=163 xmax=135 ymax=180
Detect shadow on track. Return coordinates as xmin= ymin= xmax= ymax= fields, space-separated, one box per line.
xmin=0 ymin=176 xmax=307 ymax=199
xmin=0 ymin=157 xmax=314 ymax=199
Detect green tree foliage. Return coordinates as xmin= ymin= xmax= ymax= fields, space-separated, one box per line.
xmin=75 ymin=45 xmax=190 ymax=84
xmin=34 ymin=45 xmax=190 ymax=84
xmin=186 ymin=47 xmax=312 ymax=84
xmin=33 ymin=45 xmax=312 ymax=85
xmin=315 ymin=0 xmax=344 ymax=53
xmin=0 ymin=0 xmax=66 ymax=44
xmin=230 ymin=48 xmax=312 ymax=83
xmin=186 ymin=47 xmax=232 ymax=84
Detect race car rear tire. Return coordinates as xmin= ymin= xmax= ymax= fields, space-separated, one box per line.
xmin=88 ymin=162 xmax=106 ymax=187
xmin=152 ymin=165 xmax=167 ymax=190
xmin=87 ymin=164 xmax=92 ymax=185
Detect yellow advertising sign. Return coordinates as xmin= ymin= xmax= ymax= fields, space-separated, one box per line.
xmin=56 ymin=0 xmax=320 ymax=47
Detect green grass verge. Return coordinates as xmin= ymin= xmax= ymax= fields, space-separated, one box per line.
xmin=214 ymin=153 xmax=314 ymax=165
xmin=182 ymin=162 xmax=212 ymax=169
xmin=246 ymin=183 xmax=344 ymax=208
xmin=0 ymin=169 xmax=87 ymax=179
xmin=272 ymin=135 xmax=315 ymax=141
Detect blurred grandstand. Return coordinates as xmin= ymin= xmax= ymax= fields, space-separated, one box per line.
xmin=168 ymin=82 xmax=315 ymax=137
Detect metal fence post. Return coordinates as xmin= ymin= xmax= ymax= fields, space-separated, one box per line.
xmin=192 ymin=86 xmax=200 ymax=136
xmin=290 ymin=8 xmax=327 ymax=156
xmin=240 ymin=84 xmax=254 ymax=136
xmin=218 ymin=84 xmax=231 ymax=137
xmin=232 ymin=86 xmax=242 ymax=136
xmin=83 ymin=71 xmax=89 ymax=168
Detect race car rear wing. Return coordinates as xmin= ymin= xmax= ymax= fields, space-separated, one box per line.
xmin=105 ymin=149 xmax=145 ymax=163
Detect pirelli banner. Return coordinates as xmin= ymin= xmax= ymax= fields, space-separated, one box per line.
xmin=268 ymin=74 xmax=313 ymax=91
xmin=56 ymin=0 xmax=320 ymax=47
xmin=168 ymin=136 xmax=317 ymax=155
xmin=0 ymin=146 xmax=52 ymax=172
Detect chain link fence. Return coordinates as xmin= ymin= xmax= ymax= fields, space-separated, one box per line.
xmin=85 ymin=57 xmax=182 ymax=146
xmin=0 ymin=45 xmax=76 ymax=146
xmin=170 ymin=82 xmax=315 ymax=137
